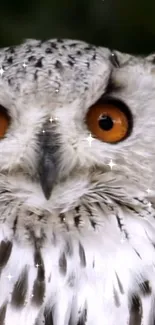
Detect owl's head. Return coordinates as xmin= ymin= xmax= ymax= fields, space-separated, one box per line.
xmin=0 ymin=39 xmax=155 ymax=203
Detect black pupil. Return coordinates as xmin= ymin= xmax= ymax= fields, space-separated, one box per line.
xmin=98 ymin=115 xmax=113 ymax=131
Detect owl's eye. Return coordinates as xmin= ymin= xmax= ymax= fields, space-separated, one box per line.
xmin=0 ymin=106 xmax=10 ymax=139
xmin=86 ymin=98 xmax=132 ymax=143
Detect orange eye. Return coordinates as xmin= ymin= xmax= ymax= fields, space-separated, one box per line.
xmin=86 ymin=99 xmax=132 ymax=143
xmin=0 ymin=106 xmax=10 ymax=139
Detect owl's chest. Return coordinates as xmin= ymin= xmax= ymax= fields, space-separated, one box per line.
xmin=0 ymin=199 xmax=155 ymax=325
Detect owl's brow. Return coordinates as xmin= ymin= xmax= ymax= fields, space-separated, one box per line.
xmin=110 ymin=51 xmax=120 ymax=68
xmin=104 ymin=51 xmax=124 ymax=94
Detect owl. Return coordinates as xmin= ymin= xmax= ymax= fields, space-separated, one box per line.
xmin=0 ymin=38 xmax=155 ymax=325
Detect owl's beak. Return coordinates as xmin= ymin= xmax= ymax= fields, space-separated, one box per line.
xmin=38 ymin=129 xmax=59 ymax=200
xmin=38 ymin=152 xmax=58 ymax=200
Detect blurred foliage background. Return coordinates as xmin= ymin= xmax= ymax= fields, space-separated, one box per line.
xmin=0 ymin=0 xmax=155 ymax=54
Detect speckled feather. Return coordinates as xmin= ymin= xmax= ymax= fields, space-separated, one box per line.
xmin=0 ymin=38 xmax=155 ymax=325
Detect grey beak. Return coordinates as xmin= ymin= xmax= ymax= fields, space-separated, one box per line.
xmin=38 ymin=128 xmax=59 ymax=200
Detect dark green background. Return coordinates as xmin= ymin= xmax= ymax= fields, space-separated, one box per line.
xmin=0 ymin=0 xmax=155 ymax=54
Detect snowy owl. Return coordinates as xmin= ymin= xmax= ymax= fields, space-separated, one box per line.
xmin=0 ymin=38 xmax=155 ymax=325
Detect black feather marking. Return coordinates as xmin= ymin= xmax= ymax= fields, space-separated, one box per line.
xmin=59 ymin=252 xmax=67 ymax=275
xmin=31 ymin=272 xmax=45 ymax=306
xmin=74 ymin=215 xmax=80 ymax=227
xmin=145 ymin=230 xmax=155 ymax=250
xmin=44 ymin=308 xmax=54 ymax=325
xmin=59 ymin=213 xmax=66 ymax=223
xmin=92 ymin=259 xmax=95 ymax=268
xmin=115 ymin=214 xmax=129 ymax=239
xmin=11 ymin=267 xmax=28 ymax=308
xmin=0 ymin=302 xmax=7 ymax=325
xmin=65 ymin=240 xmax=73 ymax=257
xmin=67 ymin=272 xmax=76 ymax=287
xmin=90 ymin=219 xmax=96 ymax=229
xmin=28 ymin=55 xmax=36 ymax=62
xmin=77 ymin=308 xmax=87 ymax=325
xmin=84 ymin=204 xmax=96 ymax=229
xmin=79 ymin=243 xmax=86 ymax=267
xmin=74 ymin=206 xmax=81 ymax=227
xmin=35 ymin=57 xmax=43 ymax=68
xmin=139 ymin=280 xmax=152 ymax=296
xmin=59 ymin=213 xmax=69 ymax=230
xmin=32 ymin=248 xmax=45 ymax=306
xmin=95 ymin=201 xmax=105 ymax=213
xmin=115 ymin=272 xmax=124 ymax=294
xmin=133 ymin=248 xmax=142 ymax=259
xmin=113 ymin=286 xmax=120 ymax=307
xmin=50 ymin=42 xmax=58 ymax=50
xmin=69 ymin=42 xmax=77 ymax=47
xmin=129 ymin=295 xmax=142 ymax=325
xmin=127 ymin=205 xmax=139 ymax=215
xmin=7 ymin=56 xmax=13 ymax=64
xmin=68 ymin=54 xmax=76 ymax=61
xmin=92 ymin=53 xmax=96 ymax=60
xmin=116 ymin=214 xmax=123 ymax=231
xmin=76 ymin=50 xmax=82 ymax=56
xmin=55 ymin=60 xmax=63 ymax=71
xmin=0 ymin=240 xmax=12 ymax=268
xmin=34 ymin=70 xmax=38 ymax=80
xmin=68 ymin=60 xmax=74 ymax=67
xmin=0 ymin=189 xmax=10 ymax=195
xmin=12 ymin=215 xmax=18 ymax=234
xmin=5 ymin=46 xmax=15 ymax=54
xmin=45 ymin=48 xmax=53 ymax=54
xmin=84 ymin=204 xmax=93 ymax=217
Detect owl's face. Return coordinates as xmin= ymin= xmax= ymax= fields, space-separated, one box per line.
xmin=0 ymin=39 xmax=155 ymax=205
